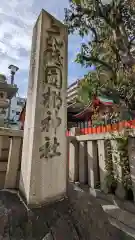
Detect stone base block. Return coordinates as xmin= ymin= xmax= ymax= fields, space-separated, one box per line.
xmin=115 ymin=184 xmax=125 ymax=200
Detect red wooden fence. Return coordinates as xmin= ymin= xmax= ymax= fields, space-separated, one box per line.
xmin=66 ymin=120 xmax=135 ymax=136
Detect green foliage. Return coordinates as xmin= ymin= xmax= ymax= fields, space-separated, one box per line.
xmin=65 ymin=0 xmax=135 ymax=109
xmin=71 ymin=0 xmax=81 ymax=3
xmin=102 ymin=129 xmax=133 ymax=195
xmin=104 ymin=140 xmax=117 ymax=193
xmin=117 ymin=136 xmax=132 ymax=190
xmin=0 ymin=74 xmax=6 ymax=81
xmin=77 ymin=71 xmax=103 ymax=104
xmin=112 ymin=128 xmax=133 ymax=191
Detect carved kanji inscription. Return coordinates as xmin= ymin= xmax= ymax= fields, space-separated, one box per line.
xmin=39 ymin=137 xmax=61 ymax=160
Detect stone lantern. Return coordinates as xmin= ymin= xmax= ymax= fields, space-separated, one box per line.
xmin=0 ymin=74 xmax=18 ymax=127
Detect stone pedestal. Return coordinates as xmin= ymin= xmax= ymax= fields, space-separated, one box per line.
xmin=19 ymin=10 xmax=68 ymax=206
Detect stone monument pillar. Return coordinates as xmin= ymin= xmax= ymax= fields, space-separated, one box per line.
xmin=19 ymin=10 xmax=68 ymax=206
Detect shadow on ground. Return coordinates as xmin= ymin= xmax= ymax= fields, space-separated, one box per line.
xmin=0 ymin=183 xmax=133 ymax=240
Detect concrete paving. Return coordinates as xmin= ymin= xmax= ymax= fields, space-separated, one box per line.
xmin=74 ymin=183 xmax=135 ymax=239
xmin=90 ymin=190 xmax=135 ymax=239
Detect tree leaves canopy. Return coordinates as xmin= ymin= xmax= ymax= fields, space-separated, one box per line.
xmin=65 ymin=0 xmax=135 ymax=110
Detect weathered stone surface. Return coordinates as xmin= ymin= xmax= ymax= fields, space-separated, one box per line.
xmin=0 ymin=185 xmax=133 ymax=239
xmin=42 ymin=233 xmax=53 ymax=240
xmin=87 ymin=140 xmax=99 ymax=188
xmin=128 ymin=137 xmax=135 ymax=201
xmin=69 ymin=140 xmax=79 ymax=182
xmin=79 ymin=141 xmax=87 ymax=184
xmin=19 ymin=9 xmax=68 ymax=205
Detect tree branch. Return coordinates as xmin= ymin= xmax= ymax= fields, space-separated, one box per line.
xmin=65 ymin=8 xmax=98 ymax=41
xmin=82 ymin=55 xmax=116 ymax=75
xmin=90 ymin=27 xmax=98 ymax=42
xmin=97 ymin=0 xmax=114 ymax=27
xmin=110 ymin=45 xmax=121 ymax=67
xmin=129 ymin=36 xmax=135 ymax=49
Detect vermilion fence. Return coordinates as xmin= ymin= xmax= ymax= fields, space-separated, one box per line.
xmin=66 ymin=119 xmax=135 ymax=136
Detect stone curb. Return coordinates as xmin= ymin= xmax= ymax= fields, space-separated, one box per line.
xmin=89 ymin=187 xmax=135 ymax=238
xmin=89 ymin=188 xmax=135 ymax=215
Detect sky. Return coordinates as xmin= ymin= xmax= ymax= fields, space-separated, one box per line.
xmin=0 ymin=0 xmax=92 ymax=97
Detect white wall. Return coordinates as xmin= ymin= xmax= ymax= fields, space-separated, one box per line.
xmin=5 ymin=97 xmax=26 ymax=121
